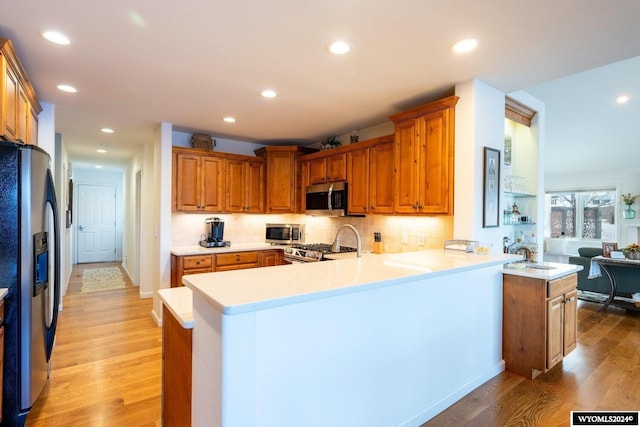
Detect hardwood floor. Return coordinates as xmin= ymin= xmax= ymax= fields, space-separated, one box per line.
xmin=25 ymin=263 xmax=162 ymax=427
xmin=22 ymin=265 xmax=640 ymax=427
xmin=422 ymin=300 xmax=640 ymax=427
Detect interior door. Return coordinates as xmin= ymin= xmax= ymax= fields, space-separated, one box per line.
xmin=77 ymin=184 xmax=116 ymax=263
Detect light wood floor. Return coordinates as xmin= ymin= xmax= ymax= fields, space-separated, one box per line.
xmin=23 ymin=265 xmax=640 ymax=426
xmin=25 ymin=262 xmax=162 ymax=427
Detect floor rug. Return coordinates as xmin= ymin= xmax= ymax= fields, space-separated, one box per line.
xmin=81 ymin=267 xmax=126 ymax=292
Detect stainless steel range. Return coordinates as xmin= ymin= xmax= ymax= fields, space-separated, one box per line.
xmin=283 ymin=243 xmax=357 ymax=263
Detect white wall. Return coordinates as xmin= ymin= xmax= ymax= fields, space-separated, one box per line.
xmin=172 ymin=131 xmax=265 ymax=156
xmin=454 ymin=80 xmax=508 ymax=250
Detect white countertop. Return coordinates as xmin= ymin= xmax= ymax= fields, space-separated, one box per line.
xmin=184 ymin=249 xmax=522 ymax=315
xmin=502 ymin=261 xmax=583 ymax=280
xmin=158 ymin=287 xmax=194 ymax=329
xmin=171 ymin=242 xmax=277 ymax=256
xmin=0 ymin=288 xmax=7 ymax=300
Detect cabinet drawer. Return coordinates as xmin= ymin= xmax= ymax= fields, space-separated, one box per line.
xmin=547 ymin=273 xmax=577 ymax=298
xmin=216 ymin=251 xmax=258 ymax=266
xmin=183 ymin=255 xmax=213 ymax=269
xmin=183 ymin=267 xmax=213 ymax=276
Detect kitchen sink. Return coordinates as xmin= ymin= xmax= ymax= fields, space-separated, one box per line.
xmin=505 ymin=262 xmax=557 ymax=270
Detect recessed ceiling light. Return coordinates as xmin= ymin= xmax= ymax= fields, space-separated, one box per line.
xmin=95 ymin=165 xmax=103 ymax=169
xmin=261 ymin=89 xmax=277 ymax=98
xmin=97 ymin=149 xmax=107 ymax=154
xmin=101 ymin=128 xmax=114 ymax=134
xmin=223 ymin=117 xmax=236 ymax=123
xmin=616 ymin=95 xmax=630 ymax=104
xmin=452 ymin=38 xmax=478 ymax=53
xmin=57 ymin=84 xmax=77 ymax=93
xmin=328 ymin=40 xmax=351 ymax=55
xmin=42 ymin=31 xmax=70 ymax=45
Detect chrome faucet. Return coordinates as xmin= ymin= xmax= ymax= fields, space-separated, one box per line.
xmin=332 ymin=224 xmax=362 ymax=257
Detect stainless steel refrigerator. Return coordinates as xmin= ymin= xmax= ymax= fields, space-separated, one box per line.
xmin=0 ymin=141 xmax=60 ymax=426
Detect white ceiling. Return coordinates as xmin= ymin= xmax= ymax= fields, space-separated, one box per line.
xmin=1 ymin=0 xmax=639 ymax=173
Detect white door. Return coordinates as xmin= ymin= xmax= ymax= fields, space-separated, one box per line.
xmin=77 ymin=184 xmax=117 ymax=263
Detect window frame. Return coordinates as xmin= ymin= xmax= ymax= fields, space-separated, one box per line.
xmin=544 ymin=186 xmax=618 ymax=242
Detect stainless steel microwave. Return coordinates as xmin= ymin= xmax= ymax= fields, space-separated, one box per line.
xmin=305 ymin=181 xmax=348 ymax=217
xmin=265 ymin=223 xmax=304 ymax=244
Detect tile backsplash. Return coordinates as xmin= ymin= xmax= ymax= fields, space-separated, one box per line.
xmin=172 ymin=212 xmax=453 ymax=253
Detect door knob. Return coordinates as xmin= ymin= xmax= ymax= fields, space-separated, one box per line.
xmin=79 ymin=225 xmax=84 ymax=231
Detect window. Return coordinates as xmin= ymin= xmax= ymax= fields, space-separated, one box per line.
xmin=545 ymin=189 xmax=616 ymax=241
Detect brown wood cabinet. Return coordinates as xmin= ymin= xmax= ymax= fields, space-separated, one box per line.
xmin=255 ymin=146 xmax=316 ymax=213
xmin=258 ymin=249 xmax=284 ymax=267
xmin=345 ymin=137 xmax=395 ymax=215
xmin=171 ymin=248 xmax=286 ymax=287
xmin=173 ymin=149 xmax=225 ymax=212
xmin=225 ymin=155 xmax=265 ymax=213
xmin=307 ymin=152 xmax=347 ymax=184
xmin=389 ymin=96 xmax=458 ymax=215
xmin=1 ymin=39 xmax=42 ymax=144
xmin=162 ymin=305 xmax=192 ymax=427
xmin=503 ymin=272 xmax=578 ymax=379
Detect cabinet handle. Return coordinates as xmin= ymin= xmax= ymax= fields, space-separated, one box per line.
xmin=565 ymin=296 xmax=576 ymax=303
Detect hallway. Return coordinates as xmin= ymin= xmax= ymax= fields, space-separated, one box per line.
xmin=26 ymin=263 xmax=161 ymax=427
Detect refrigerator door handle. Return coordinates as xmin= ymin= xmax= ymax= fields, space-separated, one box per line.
xmin=44 ymin=168 xmax=60 ymax=362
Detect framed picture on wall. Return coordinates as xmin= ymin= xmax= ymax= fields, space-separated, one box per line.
xmin=483 ymin=147 xmax=500 ymax=228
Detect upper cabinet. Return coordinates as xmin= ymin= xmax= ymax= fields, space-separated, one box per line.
xmin=307 ymin=152 xmax=347 ymax=184
xmin=390 ymin=96 xmax=458 ymax=215
xmin=225 ymin=155 xmax=265 ymax=213
xmin=173 ymin=149 xmax=225 ymax=212
xmin=0 ymin=38 xmax=41 ymax=145
xmin=255 ymin=146 xmax=316 ymax=214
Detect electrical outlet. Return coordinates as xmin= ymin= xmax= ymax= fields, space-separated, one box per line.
xmin=417 ymin=234 xmax=424 ymax=246
xmin=401 ymin=231 xmax=408 ymax=244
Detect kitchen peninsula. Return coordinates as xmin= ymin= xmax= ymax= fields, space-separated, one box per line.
xmin=183 ymin=249 xmax=521 ymax=426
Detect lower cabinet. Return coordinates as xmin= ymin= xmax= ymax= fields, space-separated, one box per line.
xmin=171 ymin=249 xmax=286 ymax=287
xmin=162 ymin=305 xmax=192 ymax=427
xmin=503 ymin=272 xmax=578 ymax=379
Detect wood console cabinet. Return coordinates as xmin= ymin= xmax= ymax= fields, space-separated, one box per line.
xmin=171 ymin=249 xmax=285 ymax=287
xmin=503 ymin=272 xmax=578 ymax=379
xmin=1 ymin=38 xmax=41 ymax=145
xmin=389 ymin=96 xmax=458 ymax=215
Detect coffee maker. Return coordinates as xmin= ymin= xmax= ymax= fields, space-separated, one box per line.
xmin=199 ymin=217 xmax=231 ymax=248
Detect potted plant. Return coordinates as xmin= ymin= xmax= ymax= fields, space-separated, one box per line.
xmin=621 ymin=193 xmax=637 ymax=219
xmin=622 ymin=243 xmax=640 ymax=260
xmin=320 ymin=136 xmax=341 ymax=150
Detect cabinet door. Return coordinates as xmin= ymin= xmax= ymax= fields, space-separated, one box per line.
xmin=27 ymin=105 xmax=38 ymax=145
xmin=245 ymin=159 xmax=264 ymax=213
xmin=201 ymin=155 xmax=225 ymax=212
xmin=347 ymin=148 xmax=369 ymax=214
xmin=308 ymin=157 xmax=327 ymax=184
xmin=2 ymin=61 xmax=18 ymax=141
xmin=563 ymin=289 xmax=578 ymax=356
xmin=258 ymin=250 xmax=283 ymax=267
xmin=418 ymin=110 xmax=452 ymax=214
xmin=266 ymin=151 xmax=297 ymax=213
xmin=369 ymin=141 xmax=394 ymax=214
xmin=394 ymin=119 xmax=420 ymax=213
xmin=175 ymin=153 xmax=201 ymax=211
xmin=225 ymin=158 xmax=246 ymax=213
xmin=17 ymin=86 xmax=28 ymax=143
xmin=327 ymin=153 xmax=347 ymax=182
xmin=546 ymin=294 xmax=564 ymax=369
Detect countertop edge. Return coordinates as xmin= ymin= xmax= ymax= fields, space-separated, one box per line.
xmin=186 ymin=250 xmax=523 ymax=316
xmin=0 ymin=288 xmax=7 ymax=300
xmin=158 ymin=288 xmax=194 ymax=329
xmin=502 ymin=262 xmax=583 ymax=280
xmin=171 ymin=242 xmax=279 ymax=256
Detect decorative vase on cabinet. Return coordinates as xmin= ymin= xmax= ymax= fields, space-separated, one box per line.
xmin=623 ymin=206 xmax=636 ymax=219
